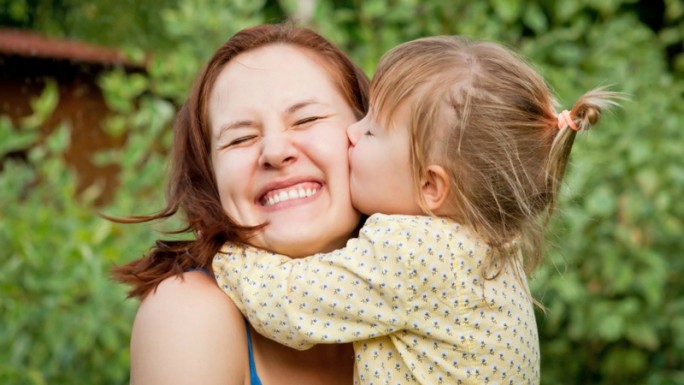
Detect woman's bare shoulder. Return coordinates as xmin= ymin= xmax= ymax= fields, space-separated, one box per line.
xmin=129 ymin=271 xmax=248 ymax=385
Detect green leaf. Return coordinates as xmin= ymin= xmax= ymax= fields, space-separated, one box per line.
xmin=0 ymin=117 xmax=38 ymax=156
xmin=491 ymin=0 xmax=521 ymax=22
xmin=20 ymin=80 xmax=59 ymax=129
xmin=585 ymin=186 xmax=616 ymax=217
xmin=523 ymin=3 xmax=548 ymax=33
xmin=44 ymin=123 xmax=71 ymax=154
xmin=626 ymin=322 xmax=660 ymax=350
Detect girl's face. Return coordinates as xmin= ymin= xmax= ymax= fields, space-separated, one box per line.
xmin=346 ymin=103 xmax=423 ymax=216
xmin=209 ymin=44 xmax=361 ymax=257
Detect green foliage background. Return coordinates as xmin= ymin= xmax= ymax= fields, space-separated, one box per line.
xmin=1 ymin=0 xmax=683 ymax=383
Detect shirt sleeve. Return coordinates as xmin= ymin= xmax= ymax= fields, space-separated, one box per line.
xmin=213 ymin=215 xmax=439 ymax=350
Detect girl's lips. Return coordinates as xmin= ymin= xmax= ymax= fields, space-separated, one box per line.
xmin=259 ymin=182 xmax=322 ymax=207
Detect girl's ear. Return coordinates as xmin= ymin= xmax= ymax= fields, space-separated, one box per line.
xmin=420 ymin=165 xmax=450 ymax=212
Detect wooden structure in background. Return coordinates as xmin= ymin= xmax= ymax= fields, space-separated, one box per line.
xmin=0 ymin=28 xmax=146 ymax=203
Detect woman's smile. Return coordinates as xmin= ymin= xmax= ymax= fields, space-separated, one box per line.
xmin=259 ymin=181 xmax=322 ymax=207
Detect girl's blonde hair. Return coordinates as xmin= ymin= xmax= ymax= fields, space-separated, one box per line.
xmin=372 ymin=35 xmax=619 ymax=276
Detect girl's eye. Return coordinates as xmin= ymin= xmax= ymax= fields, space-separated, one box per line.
xmin=295 ymin=116 xmax=323 ymax=126
xmin=364 ymin=130 xmax=374 ymax=136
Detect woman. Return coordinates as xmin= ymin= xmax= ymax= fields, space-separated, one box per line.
xmin=113 ymin=24 xmax=369 ymax=384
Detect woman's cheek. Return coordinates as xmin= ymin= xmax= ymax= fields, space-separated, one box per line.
xmin=213 ymin=150 xmax=252 ymax=202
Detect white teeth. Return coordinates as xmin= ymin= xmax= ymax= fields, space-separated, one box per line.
xmin=264 ymin=186 xmax=320 ymax=206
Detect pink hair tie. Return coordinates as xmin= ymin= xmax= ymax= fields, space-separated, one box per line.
xmin=557 ymin=110 xmax=579 ymax=131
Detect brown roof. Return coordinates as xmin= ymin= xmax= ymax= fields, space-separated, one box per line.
xmin=0 ymin=28 xmax=144 ymax=68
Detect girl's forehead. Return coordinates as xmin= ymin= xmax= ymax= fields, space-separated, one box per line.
xmin=368 ymin=98 xmax=414 ymax=131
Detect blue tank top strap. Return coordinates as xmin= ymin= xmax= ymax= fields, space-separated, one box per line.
xmin=185 ymin=267 xmax=211 ymax=276
xmin=244 ymin=319 xmax=263 ymax=385
xmin=187 ymin=268 xmax=261 ymax=383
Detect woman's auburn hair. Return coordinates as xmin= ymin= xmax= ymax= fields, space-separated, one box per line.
xmin=111 ymin=23 xmax=370 ymax=299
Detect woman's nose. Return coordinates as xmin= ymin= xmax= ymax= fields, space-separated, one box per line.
xmin=258 ymin=132 xmax=298 ymax=168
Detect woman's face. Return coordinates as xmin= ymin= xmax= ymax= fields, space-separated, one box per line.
xmin=209 ymin=44 xmax=361 ymax=257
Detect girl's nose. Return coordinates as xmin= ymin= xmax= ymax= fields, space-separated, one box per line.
xmin=347 ymin=121 xmax=361 ymax=146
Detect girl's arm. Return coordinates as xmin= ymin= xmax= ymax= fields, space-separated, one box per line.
xmin=130 ymin=270 xmax=249 ymax=385
xmin=213 ymin=214 xmax=452 ymax=349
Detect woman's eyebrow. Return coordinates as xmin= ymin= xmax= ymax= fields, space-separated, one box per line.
xmin=217 ymin=119 xmax=254 ymax=139
xmin=285 ymin=99 xmax=325 ymax=115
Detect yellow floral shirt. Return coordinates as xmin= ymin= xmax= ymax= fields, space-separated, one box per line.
xmin=213 ymin=214 xmax=540 ymax=385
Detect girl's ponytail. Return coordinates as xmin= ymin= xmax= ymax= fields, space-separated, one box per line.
xmin=545 ymin=88 xmax=623 ymax=213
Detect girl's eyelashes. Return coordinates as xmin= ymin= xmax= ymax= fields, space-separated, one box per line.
xmin=364 ymin=130 xmax=374 ymax=136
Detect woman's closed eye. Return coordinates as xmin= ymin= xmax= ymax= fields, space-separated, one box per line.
xmin=221 ymin=135 xmax=258 ymax=148
xmin=294 ymin=116 xmax=325 ymax=126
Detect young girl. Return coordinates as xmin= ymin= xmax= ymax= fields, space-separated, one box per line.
xmin=214 ymin=35 xmax=619 ymax=384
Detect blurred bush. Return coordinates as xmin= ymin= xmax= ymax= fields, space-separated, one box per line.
xmin=1 ymin=0 xmax=682 ymax=383
xmin=0 ymin=83 xmax=140 ymax=383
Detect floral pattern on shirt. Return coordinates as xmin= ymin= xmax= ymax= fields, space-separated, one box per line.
xmin=214 ymin=214 xmax=540 ymax=384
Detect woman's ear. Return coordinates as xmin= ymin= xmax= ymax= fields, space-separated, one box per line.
xmin=420 ymin=165 xmax=450 ymax=212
